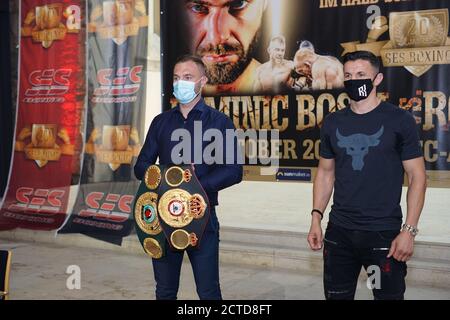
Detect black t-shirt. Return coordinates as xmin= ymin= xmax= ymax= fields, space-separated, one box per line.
xmin=320 ymin=102 xmax=423 ymax=231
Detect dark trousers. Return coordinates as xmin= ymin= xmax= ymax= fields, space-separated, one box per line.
xmin=151 ymin=210 xmax=221 ymax=300
xmin=323 ymin=222 xmax=407 ymax=300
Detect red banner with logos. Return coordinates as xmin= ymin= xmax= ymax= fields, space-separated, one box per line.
xmin=0 ymin=0 xmax=86 ymax=230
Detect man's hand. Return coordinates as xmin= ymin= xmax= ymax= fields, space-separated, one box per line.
xmin=307 ymin=217 xmax=323 ymax=251
xmin=387 ymin=231 xmax=415 ymax=262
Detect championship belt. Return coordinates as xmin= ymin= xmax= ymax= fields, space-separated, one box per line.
xmin=133 ymin=164 xmax=210 ymax=259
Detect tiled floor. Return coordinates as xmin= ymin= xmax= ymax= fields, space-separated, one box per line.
xmin=1 ymin=239 xmax=449 ymax=300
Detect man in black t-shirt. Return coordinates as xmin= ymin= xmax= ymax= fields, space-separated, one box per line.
xmin=307 ymin=51 xmax=427 ymax=300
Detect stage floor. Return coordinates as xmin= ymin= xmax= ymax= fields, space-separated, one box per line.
xmin=1 ymin=239 xmax=449 ymax=300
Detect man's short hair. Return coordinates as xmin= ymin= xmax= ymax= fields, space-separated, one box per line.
xmin=174 ymin=54 xmax=207 ymax=76
xmin=269 ymin=35 xmax=286 ymax=47
xmin=299 ymin=40 xmax=314 ymax=52
xmin=342 ymin=50 xmax=380 ymax=73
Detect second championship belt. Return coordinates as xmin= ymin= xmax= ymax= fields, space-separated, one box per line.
xmin=133 ymin=164 xmax=210 ymax=259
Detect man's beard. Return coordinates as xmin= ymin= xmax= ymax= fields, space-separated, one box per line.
xmin=197 ymin=30 xmax=261 ymax=85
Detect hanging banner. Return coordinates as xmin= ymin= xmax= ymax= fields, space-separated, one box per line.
xmin=0 ymin=0 xmax=86 ymax=230
xmin=161 ymin=0 xmax=450 ymax=187
xmin=57 ymin=0 xmax=149 ymax=244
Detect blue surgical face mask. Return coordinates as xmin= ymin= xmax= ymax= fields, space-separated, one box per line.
xmin=173 ymin=79 xmax=201 ymax=104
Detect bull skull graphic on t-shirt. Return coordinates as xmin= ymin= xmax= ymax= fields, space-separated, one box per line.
xmin=336 ymin=126 xmax=384 ymax=171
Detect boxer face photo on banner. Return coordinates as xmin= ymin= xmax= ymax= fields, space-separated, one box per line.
xmin=166 ymin=0 xmax=345 ymax=96
xmin=183 ymin=0 xmax=268 ymax=94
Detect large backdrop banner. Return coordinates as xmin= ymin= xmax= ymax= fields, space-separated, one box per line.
xmin=0 ymin=0 xmax=86 ymax=231
xmin=57 ymin=0 xmax=148 ymax=244
xmin=161 ymin=0 xmax=450 ymax=187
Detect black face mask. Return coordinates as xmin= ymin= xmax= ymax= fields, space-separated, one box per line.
xmin=344 ymin=76 xmax=377 ymax=102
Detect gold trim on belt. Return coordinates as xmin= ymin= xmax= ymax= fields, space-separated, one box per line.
xmin=144 ymin=165 xmax=161 ymax=190
xmin=134 ymin=192 xmax=161 ymax=235
xmin=143 ymin=238 xmax=163 ymax=259
xmin=170 ymin=229 xmax=198 ymax=250
xmin=165 ymin=166 xmax=192 ymax=187
xmin=158 ymin=189 xmax=193 ymax=228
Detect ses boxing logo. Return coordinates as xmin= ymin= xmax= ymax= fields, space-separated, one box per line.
xmin=75 ymin=192 xmax=134 ymax=230
xmin=85 ymin=125 xmax=142 ymax=171
xmin=7 ymin=187 xmax=66 ymax=216
xmin=14 ymin=124 xmax=75 ymax=168
xmin=88 ymin=0 xmax=148 ymax=45
xmin=21 ymin=3 xmax=81 ymax=48
xmin=92 ymin=65 xmax=143 ymax=104
xmin=341 ymin=9 xmax=450 ymax=77
xmin=24 ymin=68 xmax=72 ymax=104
